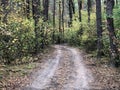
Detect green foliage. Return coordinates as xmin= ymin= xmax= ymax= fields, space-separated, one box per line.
xmin=1 ymin=0 xmax=120 ymax=67
xmin=114 ymin=6 xmax=120 ymax=29
xmin=0 ymin=17 xmax=35 ymax=64
xmin=0 ymin=14 xmax=53 ymax=64
xmin=64 ymin=20 xmax=81 ymax=46
xmin=114 ymin=6 xmax=120 ymax=41
xmin=64 ymin=11 xmax=97 ymax=52
xmin=37 ymin=19 xmax=53 ymax=46
xmin=102 ymin=33 xmax=110 ymax=56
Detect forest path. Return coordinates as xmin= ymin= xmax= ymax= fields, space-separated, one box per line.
xmin=23 ymin=45 xmax=94 ymax=90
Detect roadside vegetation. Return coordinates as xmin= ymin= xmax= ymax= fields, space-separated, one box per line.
xmin=0 ymin=0 xmax=120 ymax=89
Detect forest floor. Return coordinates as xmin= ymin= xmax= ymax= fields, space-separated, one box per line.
xmin=0 ymin=45 xmax=120 ymax=90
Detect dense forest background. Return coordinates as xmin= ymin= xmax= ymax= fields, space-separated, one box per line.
xmin=0 ymin=0 xmax=120 ymax=67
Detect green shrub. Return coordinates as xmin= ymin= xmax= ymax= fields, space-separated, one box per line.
xmin=0 ymin=17 xmax=35 ymax=64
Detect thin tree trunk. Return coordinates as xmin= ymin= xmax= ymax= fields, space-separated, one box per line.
xmin=52 ymin=0 xmax=56 ymax=44
xmin=43 ymin=0 xmax=49 ymax=21
xmin=32 ymin=0 xmax=41 ymax=52
xmin=78 ymin=0 xmax=83 ymax=35
xmin=106 ymin=0 xmax=119 ymax=67
xmin=78 ymin=0 xmax=82 ymax=22
xmin=96 ymin=0 xmax=103 ymax=60
xmin=58 ymin=0 xmax=62 ymax=44
xmin=62 ymin=0 xmax=65 ymax=42
xmin=71 ymin=0 xmax=75 ymax=14
xmin=68 ymin=0 xmax=73 ymax=26
xmin=87 ymin=0 xmax=91 ymax=23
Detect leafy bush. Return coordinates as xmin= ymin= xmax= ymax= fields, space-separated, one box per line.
xmin=64 ymin=19 xmax=82 ymax=46
xmin=0 ymin=17 xmax=35 ymax=64
xmin=64 ymin=12 xmax=97 ymax=52
xmin=114 ymin=6 xmax=120 ymax=48
xmin=0 ymin=13 xmax=54 ymax=64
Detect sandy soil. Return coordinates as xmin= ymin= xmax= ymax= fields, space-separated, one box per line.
xmin=3 ymin=45 xmax=120 ymax=90
xmin=22 ymin=45 xmax=94 ymax=90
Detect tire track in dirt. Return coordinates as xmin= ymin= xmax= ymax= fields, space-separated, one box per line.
xmin=64 ymin=47 xmax=93 ymax=90
xmin=46 ymin=46 xmax=76 ymax=90
xmin=22 ymin=45 xmax=93 ymax=90
xmin=23 ymin=45 xmax=62 ymax=90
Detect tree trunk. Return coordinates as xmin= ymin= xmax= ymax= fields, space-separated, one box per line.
xmin=32 ymin=0 xmax=41 ymax=52
xmin=43 ymin=0 xmax=49 ymax=21
xmin=58 ymin=0 xmax=62 ymax=44
xmin=106 ymin=0 xmax=119 ymax=67
xmin=62 ymin=0 xmax=65 ymax=42
xmin=78 ymin=0 xmax=82 ymax=22
xmin=68 ymin=0 xmax=73 ymax=26
xmin=71 ymin=0 xmax=75 ymax=14
xmin=52 ymin=0 xmax=56 ymax=43
xmin=87 ymin=0 xmax=91 ymax=23
xmin=78 ymin=0 xmax=83 ymax=35
xmin=96 ymin=0 xmax=103 ymax=60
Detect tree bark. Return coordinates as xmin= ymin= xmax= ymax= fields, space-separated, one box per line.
xmin=78 ymin=0 xmax=82 ymax=22
xmin=96 ymin=0 xmax=103 ymax=60
xmin=43 ymin=0 xmax=49 ymax=21
xmin=71 ymin=0 xmax=75 ymax=14
xmin=106 ymin=0 xmax=119 ymax=67
xmin=62 ymin=0 xmax=65 ymax=42
xmin=58 ymin=0 xmax=62 ymax=44
xmin=87 ymin=0 xmax=91 ymax=23
xmin=68 ymin=0 xmax=73 ymax=26
xmin=52 ymin=0 xmax=56 ymax=43
xmin=32 ymin=0 xmax=41 ymax=52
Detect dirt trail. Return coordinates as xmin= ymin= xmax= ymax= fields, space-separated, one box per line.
xmin=23 ymin=45 xmax=93 ymax=90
